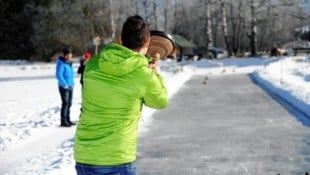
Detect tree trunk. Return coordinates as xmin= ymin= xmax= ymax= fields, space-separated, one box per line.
xmin=236 ymin=1 xmax=243 ymax=56
xmin=153 ymin=0 xmax=158 ymax=30
xmin=109 ymin=0 xmax=116 ymax=41
xmin=219 ymin=0 xmax=232 ymax=57
xmin=249 ymin=0 xmax=257 ymax=56
xmin=204 ymin=0 xmax=213 ymax=58
xmin=142 ymin=0 xmax=149 ymax=22
xmin=163 ymin=0 xmax=170 ymax=32
xmin=130 ymin=0 xmax=139 ymax=14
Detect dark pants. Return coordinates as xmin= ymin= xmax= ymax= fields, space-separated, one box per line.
xmin=58 ymin=86 xmax=73 ymax=125
xmin=75 ymin=162 xmax=136 ymax=175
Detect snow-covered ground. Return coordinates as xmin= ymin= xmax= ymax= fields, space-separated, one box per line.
xmin=0 ymin=55 xmax=309 ymax=175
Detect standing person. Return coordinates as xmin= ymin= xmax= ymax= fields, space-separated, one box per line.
xmin=74 ymin=15 xmax=168 ymax=175
xmin=55 ymin=49 xmax=75 ymax=127
xmin=77 ymin=51 xmax=92 ymax=86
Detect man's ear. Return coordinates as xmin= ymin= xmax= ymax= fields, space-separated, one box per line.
xmin=139 ymin=37 xmax=151 ymax=55
xmin=144 ymin=37 xmax=151 ymax=48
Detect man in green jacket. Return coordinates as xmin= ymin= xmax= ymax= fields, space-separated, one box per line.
xmin=74 ymin=15 xmax=168 ymax=175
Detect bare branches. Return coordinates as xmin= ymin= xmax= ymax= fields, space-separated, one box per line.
xmin=2 ymin=0 xmax=310 ymax=60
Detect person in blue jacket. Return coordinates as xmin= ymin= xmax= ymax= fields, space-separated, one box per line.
xmin=55 ymin=49 xmax=75 ymax=127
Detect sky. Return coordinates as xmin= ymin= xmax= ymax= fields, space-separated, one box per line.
xmin=300 ymin=0 xmax=310 ymax=14
xmin=0 ymin=55 xmax=309 ymax=175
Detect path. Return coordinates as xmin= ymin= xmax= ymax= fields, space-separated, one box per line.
xmin=137 ymin=74 xmax=310 ymax=175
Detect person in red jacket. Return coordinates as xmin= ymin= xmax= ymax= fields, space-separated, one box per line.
xmin=77 ymin=51 xmax=92 ymax=86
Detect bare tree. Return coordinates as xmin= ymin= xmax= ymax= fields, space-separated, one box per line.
xmin=219 ymin=0 xmax=232 ymax=56
xmin=173 ymin=0 xmax=186 ymax=32
xmin=141 ymin=0 xmax=152 ymax=23
xmin=163 ymin=0 xmax=176 ymax=32
xmin=248 ymin=0 xmax=257 ymax=56
xmin=152 ymin=0 xmax=159 ymax=30
xmin=204 ymin=0 xmax=213 ymax=57
xmin=129 ymin=0 xmax=139 ymax=15
xmin=3 ymin=0 xmax=310 ymax=60
xmin=109 ymin=0 xmax=118 ymax=42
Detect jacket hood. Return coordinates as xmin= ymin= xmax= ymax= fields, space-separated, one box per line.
xmin=59 ymin=56 xmax=66 ymax=62
xmin=58 ymin=56 xmax=72 ymax=65
xmin=98 ymin=43 xmax=148 ymax=76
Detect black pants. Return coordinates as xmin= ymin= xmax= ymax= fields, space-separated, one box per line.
xmin=58 ymin=86 xmax=73 ymax=125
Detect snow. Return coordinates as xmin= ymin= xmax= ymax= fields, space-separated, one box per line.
xmin=0 ymin=55 xmax=309 ymax=175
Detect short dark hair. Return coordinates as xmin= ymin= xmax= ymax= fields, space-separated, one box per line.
xmin=121 ymin=15 xmax=150 ymax=50
xmin=62 ymin=49 xmax=71 ymax=56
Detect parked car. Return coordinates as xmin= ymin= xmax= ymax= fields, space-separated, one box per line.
xmin=195 ymin=47 xmax=224 ymax=60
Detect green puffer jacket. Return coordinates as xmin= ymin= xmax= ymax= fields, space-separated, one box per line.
xmin=74 ymin=43 xmax=168 ymax=165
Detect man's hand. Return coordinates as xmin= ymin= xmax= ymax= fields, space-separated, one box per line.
xmin=149 ymin=53 xmax=160 ymax=74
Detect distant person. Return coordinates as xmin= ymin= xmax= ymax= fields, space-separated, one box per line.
xmin=270 ymin=46 xmax=279 ymax=56
xmin=74 ymin=15 xmax=168 ymax=175
xmin=277 ymin=48 xmax=288 ymax=56
xmin=55 ymin=49 xmax=75 ymax=127
xmin=77 ymin=51 xmax=92 ymax=86
xmin=270 ymin=46 xmax=288 ymax=57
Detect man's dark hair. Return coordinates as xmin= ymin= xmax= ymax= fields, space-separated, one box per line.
xmin=121 ymin=15 xmax=150 ymax=50
xmin=63 ymin=49 xmax=71 ymax=56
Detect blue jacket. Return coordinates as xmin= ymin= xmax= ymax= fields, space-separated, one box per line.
xmin=56 ymin=56 xmax=75 ymax=88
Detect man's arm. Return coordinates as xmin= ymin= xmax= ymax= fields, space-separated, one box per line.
xmin=56 ymin=62 xmax=68 ymax=87
xmin=143 ymin=72 xmax=168 ymax=109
